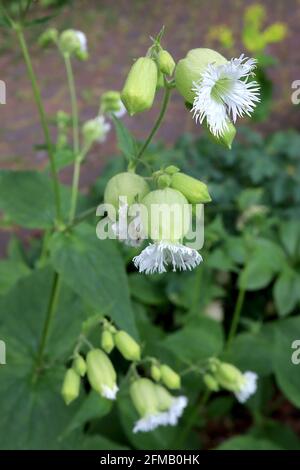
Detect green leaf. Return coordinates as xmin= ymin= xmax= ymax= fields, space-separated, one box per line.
xmin=279 ymin=220 xmax=300 ymax=258
xmin=250 ymin=420 xmax=300 ymax=450
xmin=111 ymin=115 xmax=137 ymax=161
xmin=162 ymin=317 xmax=224 ymax=364
xmin=216 ymin=435 xmax=282 ymax=450
xmin=0 ymin=268 xmax=86 ymax=449
xmin=49 ymin=223 xmax=137 ymax=337
xmin=129 ymin=273 xmax=166 ymax=306
xmin=0 ymin=170 xmax=70 ymax=228
xmin=0 ymin=260 xmax=30 ymax=295
xmin=272 ymin=317 xmax=300 ymax=408
xmin=61 ymin=391 xmax=112 ymax=438
xmin=273 ymin=267 xmax=300 ymax=316
xmin=78 ymin=435 xmax=129 ymax=450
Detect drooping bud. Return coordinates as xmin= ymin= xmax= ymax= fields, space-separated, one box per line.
xmin=203 ymin=373 xmax=219 ymax=392
xmin=101 ymin=91 xmax=126 ymax=117
xmin=82 ymin=115 xmax=111 ymax=145
xmin=170 ymin=172 xmax=211 ymax=204
xmin=101 ymin=330 xmax=115 ymax=354
xmin=160 ymin=364 xmax=181 ymax=390
xmin=158 ymin=49 xmax=176 ymax=76
xmin=115 ymin=331 xmax=141 ymax=361
xmin=175 ymin=48 xmax=227 ymax=104
xmin=206 ymin=120 xmax=236 ymax=149
xmin=61 ymin=368 xmax=80 ymax=405
xmin=104 ymin=172 xmax=150 ymax=210
xmin=164 ymin=165 xmax=180 ymax=175
xmin=130 ymin=378 xmax=158 ymax=418
xmin=214 ymin=362 xmax=245 ymax=392
xmin=140 ymin=188 xmax=191 ymax=243
xmin=150 ymin=364 xmax=162 ymax=382
xmin=72 ymin=354 xmax=87 ymax=377
xmin=59 ymin=29 xmax=88 ymax=60
xmin=38 ymin=28 xmax=58 ymax=48
xmin=157 ymin=174 xmax=171 ymax=189
xmin=121 ymin=57 xmax=158 ymax=115
xmin=86 ymin=349 xmax=118 ymax=400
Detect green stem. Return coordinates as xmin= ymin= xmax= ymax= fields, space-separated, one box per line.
xmin=15 ymin=24 xmax=62 ymax=223
xmin=69 ymin=158 xmax=81 ymax=222
xmin=33 ymin=272 xmax=61 ymax=381
xmin=135 ymin=83 xmax=172 ymax=162
xmin=226 ymin=287 xmax=246 ymax=350
xmin=64 ymin=53 xmax=79 ymax=154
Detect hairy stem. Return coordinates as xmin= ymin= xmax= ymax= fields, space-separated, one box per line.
xmin=15 ymin=24 xmax=62 ymax=223
xmin=64 ymin=54 xmax=79 ymax=155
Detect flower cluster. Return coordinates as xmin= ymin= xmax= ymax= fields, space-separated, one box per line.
xmin=61 ymin=321 xmax=187 ymax=433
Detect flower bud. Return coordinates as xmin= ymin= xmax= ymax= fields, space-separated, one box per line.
xmin=86 ymin=349 xmax=118 ymax=400
xmin=150 ymin=364 xmax=161 ymax=382
xmin=156 ymin=70 xmax=165 ymax=90
xmin=157 ymin=174 xmax=171 ymax=189
xmin=82 ymin=115 xmax=111 ymax=145
xmin=72 ymin=354 xmax=87 ymax=377
xmin=160 ymin=364 xmax=181 ymax=390
xmin=101 ymin=330 xmax=115 ymax=354
xmin=214 ymin=362 xmax=245 ymax=392
xmin=59 ymin=29 xmax=88 ymax=60
xmin=140 ymin=188 xmax=191 ymax=243
xmin=114 ymin=331 xmax=141 ymax=361
xmin=61 ymin=368 xmax=80 ymax=405
xmin=206 ymin=120 xmax=236 ymax=149
xmin=170 ymin=172 xmax=211 ymax=204
xmin=203 ymin=373 xmax=219 ymax=392
xmin=130 ymin=378 xmax=158 ymax=417
xmin=101 ymin=91 xmax=124 ymax=115
xmin=158 ymin=49 xmax=176 ymax=76
xmin=104 ymin=172 xmax=150 ymax=210
xmin=165 ymin=165 xmax=180 ymax=175
xmin=175 ymin=48 xmax=227 ymax=104
xmin=38 ymin=28 xmax=58 ymax=48
xmin=121 ymin=57 xmax=158 ymax=115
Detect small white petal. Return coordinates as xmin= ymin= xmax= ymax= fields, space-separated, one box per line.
xmin=113 ymin=100 xmax=127 ymax=118
xmin=95 ymin=115 xmax=111 ymax=142
xmin=167 ymin=396 xmax=188 ymax=425
xmin=112 ymin=204 xmax=144 ymax=247
xmin=234 ymin=371 xmax=258 ymax=403
xmin=133 ymin=241 xmax=202 ymax=274
xmin=101 ymin=384 xmax=119 ymax=400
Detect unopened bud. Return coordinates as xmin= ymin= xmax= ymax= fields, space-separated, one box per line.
xmin=115 ymin=331 xmax=141 ymax=361
xmin=72 ymin=354 xmax=87 ymax=377
xmin=59 ymin=29 xmax=88 ymax=60
xmin=215 ymin=362 xmax=244 ymax=392
xmin=158 ymin=49 xmax=176 ymax=76
xmin=157 ymin=174 xmax=171 ymax=189
xmin=150 ymin=364 xmax=161 ymax=382
xmin=38 ymin=28 xmax=58 ymax=48
xmin=203 ymin=373 xmax=219 ymax=392
xmin=82 ymin=115 xmax=111 ymax=145
xmin=86 ymin=349 xmax=118 ymax=400
xmin=170 ymin=172 xmax=211 ymax=203
xmin=61 ymin=368 xmax=80 ymax=405
xmin=160 ymin=364 xmax=181 ymax=390
xmin=121 ymin=57 xmax=158 ymax=115
xmin=101 ymin=330 xmax=114 ymax=354
xmin=164 ymin=165 xmax=180 ymax=175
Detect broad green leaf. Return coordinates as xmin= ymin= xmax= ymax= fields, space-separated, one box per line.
xmin=129 ymin=273 xmax=166 ymax=306
xmin=273 ymin=267 xmax=300 ymax=316
xmin=0 ymin=268 xmax=86 ymax=449
xmin=78 ymin=435 xmax=129 ymax=450
xmin=162 ymin=317 xmax=224 ymax=364
xmin=250 ymin=420 xmax=300 ymax=450
xmin=0 ymin=170 xmax=70 ymax=228
xmin=49 ymin=223 xmax=137 ymax=337
xmin=216 ymin=435 xmax=282 ymax=450
xmin=111 ymin=116 xmax=137 ymax=161
xmin=61 ymin=391 xmax=112 ymax=438
xmin=0 ymin=260 xmax=30 ymax=295
xmin=279 ymin=220 xmax=300 ymax=258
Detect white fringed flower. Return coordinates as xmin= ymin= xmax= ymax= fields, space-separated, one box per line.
xmin=191 ymin=54 xmax=260 ymax=137
xmin=101 ymin=384 xmax=119 ymax=401
xmin=133 ymin=241 xmax=202 ymax=274
xmin=234 ymin=371 xmax=258 ymax=403
xmin=133 ymin=396 xmax=188 ymax=433
xmin=111 ymin=203 xmax=144 ymax=247
xmin=74 ymin=30 xmax=87 ymax=53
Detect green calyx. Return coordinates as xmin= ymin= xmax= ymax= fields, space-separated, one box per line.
xmin=175 ymin=48 xmax=227 ymax=104
xmin=170 ymin=172 xmax=211 ymax=204
xmin=104 ymin=172 xmax=150 ymax=210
